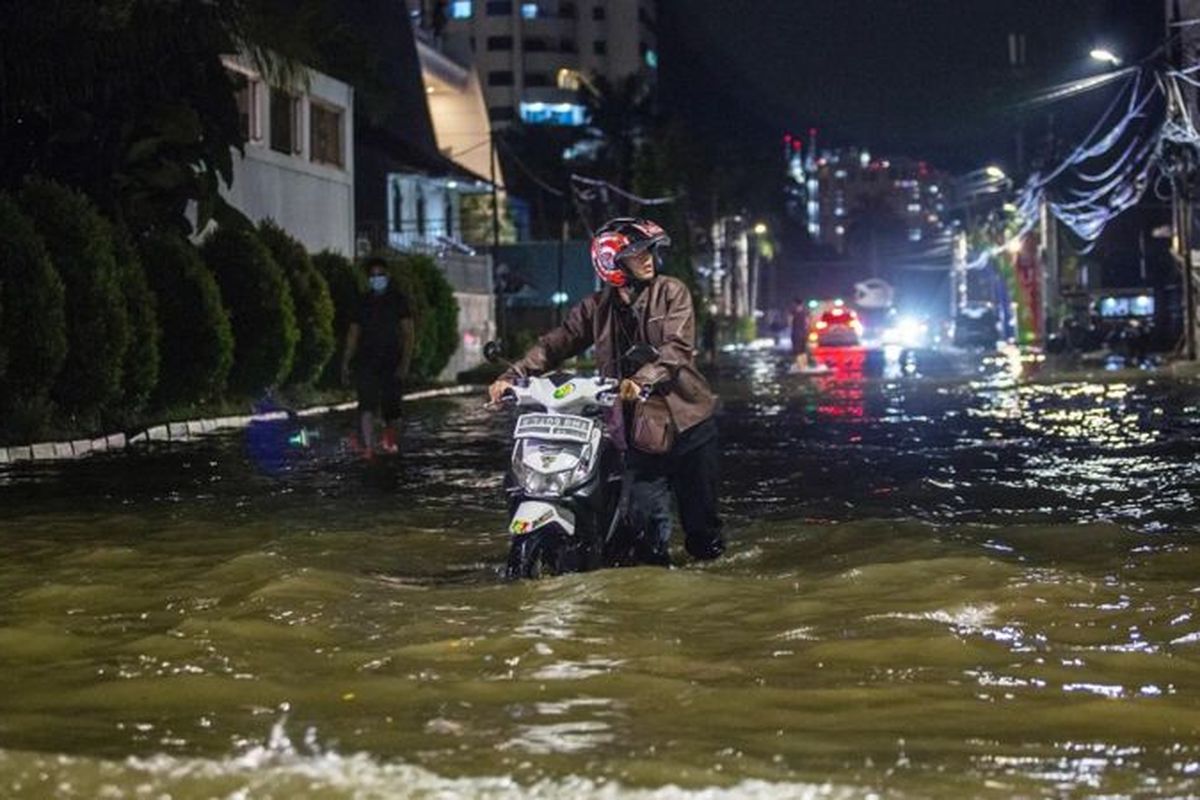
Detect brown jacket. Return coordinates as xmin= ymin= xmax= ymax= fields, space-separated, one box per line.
xmin=502 ymin=275 xmax=717 ymax=439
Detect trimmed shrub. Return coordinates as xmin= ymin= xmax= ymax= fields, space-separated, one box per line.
xmin=112 ymin=230 xmax=161 ymax=416
xmin=19 ymin=179 xmax=129 ymax=422
xmin=257 ymin=221 xmax=335 ymax=387
xmin=0 ymin=193 xmax=67 ymax=439
xmin=389 ymin=253 xmax=459 ymax=383
xmin=139 ymin=233 xmax=233 ymax=405
xmin=201 ymin=225 xmax=298 ymax=396
xmin=313 ymin=250 xmax=364 ymax=387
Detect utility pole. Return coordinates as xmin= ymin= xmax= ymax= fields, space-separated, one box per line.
xmin=490 ymin=132 xmax=506 ymax=343
xmin=1168 ymin=0 xmax=1198 ymax=359
xmin=1039 ymin=194 xmax=1060 ymax=337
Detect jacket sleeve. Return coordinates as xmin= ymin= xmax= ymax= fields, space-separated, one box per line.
xmin=633 ymin=279 xmax=695 ymax=389
xmin=502 ymin=297 xmax=594 ymax=379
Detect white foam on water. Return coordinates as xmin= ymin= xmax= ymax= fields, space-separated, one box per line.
xmin=0 ymin=719 xmax=880 ymax=800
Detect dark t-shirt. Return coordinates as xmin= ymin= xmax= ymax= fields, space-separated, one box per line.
xmin=357 ymin=290 xmax=411 ymax=361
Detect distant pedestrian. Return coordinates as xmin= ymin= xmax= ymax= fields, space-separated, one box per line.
xmin=790 ymin=297 xmax=810 ymax=367
xmin=341 ymin=257 xmax=415 ymax=458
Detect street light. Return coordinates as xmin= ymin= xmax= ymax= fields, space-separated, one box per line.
xmin=557 ymin=67 xmax=600 ymax=98
xmin=753 ymin=222 xmax=768 ymax=236
xmin=1090 ymin=48 xmax=1122 ymax=67
xmin=985 ymin=165 xmax=1008 ymax=182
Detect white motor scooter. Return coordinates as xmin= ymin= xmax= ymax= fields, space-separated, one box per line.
xmin=486 ymin=342 xmax=658 ymax=578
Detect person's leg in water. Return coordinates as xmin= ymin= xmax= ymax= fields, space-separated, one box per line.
xmin=379 ymin=363 xmax=403 ymax=454
xmin=624 ymin=452 xmax=673 ymax=567
xmin=355 ymin=362 xmax=385 ymax=457
xmin=671 ymin=419 xmax=724 ymax=560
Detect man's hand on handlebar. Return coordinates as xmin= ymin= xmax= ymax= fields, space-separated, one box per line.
xmin=618 ymin=379 xmax=642 ymax=402
xmin=488 ymin=379 xmax=515 ymax=405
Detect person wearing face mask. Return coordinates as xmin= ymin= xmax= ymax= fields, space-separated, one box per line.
xmin=341 ymin=257 xmax=415 ymax=457
xmin=487 ymin=218 xmax=724 ymax=566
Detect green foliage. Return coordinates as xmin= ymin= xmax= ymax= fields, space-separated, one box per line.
xmin=112 ymin=230 xmax=161 ymax=416
xmin=380 ymin=254 xmax=459 ymax=382
xmin=0 ymin=193 xmax=67 ymax=439
xmin=312 ymin=250 xmax=363 ymax=387
xmin=0 ymin=1 xmax=243 ymax=236
xmin=139 ymin=233 xmax=234 ymax=405
xmin=19 ymin=179 xmax=129 ymax=424
xmin=201 ymin=225 xmax=298 ymax=395
xmin=257 ymin=221 xmax=335 ymax=386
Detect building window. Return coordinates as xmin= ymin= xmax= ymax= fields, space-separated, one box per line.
xmin=488 ymin=70 xmax=514 ymax=86
xmin=487 ymin=35 xmax=513 ymax=50
xmin=269 ymin=88 xmax=300 ymax=155
xmin=309 ymin=101 xmax=343 ymax=167
xmin=520 ymin=2 xmax=539 ymax=18
xmin=523 ymin=37 xmax=549 ymax=52
xmin=560 ymin=38 xmax=577 ymax=53
xmin=559 ymin=1 xmax=576 ymax=18
xmin=486 ymin=1 xmax=512 ymax=15
xmin=593 ymin=39 xmax=606 ymax=55
xmin=390 ymin=181 xmax=404 ymax=233
xmin=488 ymin=105 xmax=516 ymax=121
xmin=229 ymin=71 xmax=261 ymax=142
xmin=525 ymin=72 xmax=552 ymax=87
xmin=449 ymin=0 xmax=472 ymax=18
xmin=592 ymin=5 xmax=605 ymax=20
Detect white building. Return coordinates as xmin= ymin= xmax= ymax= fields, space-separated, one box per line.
xmin=220 ymin=55 xmax=355 ymax=255
xmin=408 ymin=0 xmax=658 ymax=127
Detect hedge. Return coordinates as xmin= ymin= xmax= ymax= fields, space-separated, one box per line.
xmin=19 ymin=179 xmax=129 ymax=423
xmin=257 ymin=220 xmax=335 ymax=387
xmin=388 ymin=253 xmax=459 ymax=382
xmin=0 ymin=193 xmax=67 ymax=438
xmin=140 ymin=232 xmax=234 ymax=405
xmin=313 ymin=250 xmax=363 ymax=387
xmin=112 ymin=230 xmax=161 ymax=416
xmin=201 ymin=225 xmax=298 ymax=396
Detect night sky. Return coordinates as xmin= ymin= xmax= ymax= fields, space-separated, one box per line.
xmin=658 ymin=0 xmax=1165 ymax=173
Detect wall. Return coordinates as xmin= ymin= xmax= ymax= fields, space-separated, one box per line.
xmin=221 ymin=58 xmax=355 ymax=255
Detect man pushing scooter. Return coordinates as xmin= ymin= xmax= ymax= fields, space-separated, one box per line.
xmin=489 ymin=218 xmax=724 ymax=566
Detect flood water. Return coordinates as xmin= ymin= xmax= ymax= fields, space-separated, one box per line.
xmin=2 ymin=349 xmax=1199 ymax=798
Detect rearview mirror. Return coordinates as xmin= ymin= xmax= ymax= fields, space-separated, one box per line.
xmin=483 ymin=340 xmax=504 ymax=363
xmin=624 ymin=343 xmax=660 ymax=367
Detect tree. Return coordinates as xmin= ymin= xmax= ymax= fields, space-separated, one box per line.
xmin=112 ymin=230 xmax=161 ymax=416
xmin=257 ymin=220 xmax=335 ymax=387
xmin=0 ymin=193 xmax=67 ymax=439
xmin=201 ymin=226 xmax=298 ymax=396
xmin=19 ymin=179 xmax=129 ymax=424
xmin=0 ymin=0 xmax=378 ymax=236
xmin=140 ymin=233 xmax=234 ymax=406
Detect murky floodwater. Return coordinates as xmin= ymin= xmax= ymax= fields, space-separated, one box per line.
xmin=2 ymin=349 xmax=1199 ymax=798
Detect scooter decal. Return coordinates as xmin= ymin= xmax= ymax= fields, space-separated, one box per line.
xmin=511 ymin=508 xmax=557 ymax=536
xmin=552 ymin=383 xmax=576 ymax=400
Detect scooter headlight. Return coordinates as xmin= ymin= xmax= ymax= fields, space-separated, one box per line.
xmin=512 ymin=441 xmax=591 ymax=497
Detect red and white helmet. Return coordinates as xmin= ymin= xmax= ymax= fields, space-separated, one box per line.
xmin=590 ymin=218 xmax=671 ymax=287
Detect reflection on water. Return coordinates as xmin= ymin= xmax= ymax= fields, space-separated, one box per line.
xmin=0 ymin=352 xmax=1199 ymax=797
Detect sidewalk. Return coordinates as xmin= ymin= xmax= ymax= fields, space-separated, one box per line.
xmin=0 ymin=385 xmax=483 ymax=465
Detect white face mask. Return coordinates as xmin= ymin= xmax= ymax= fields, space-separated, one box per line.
xmin=368 ymin=274 xmax=389 ymax=294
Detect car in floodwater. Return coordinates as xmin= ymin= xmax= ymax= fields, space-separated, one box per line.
xmin=808 ymin=301 xmax=863 ymax=347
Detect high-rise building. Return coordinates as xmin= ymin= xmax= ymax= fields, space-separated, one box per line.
xmin=407 ymin=0 xmax=658 ymax=127
xmin=794 ymin=140 xmax=949 ymax=256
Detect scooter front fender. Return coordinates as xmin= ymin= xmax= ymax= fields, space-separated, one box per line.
xmin=508 ymin=500 xmax=576 ymax=537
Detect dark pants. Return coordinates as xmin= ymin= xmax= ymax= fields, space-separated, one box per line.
xmin=356 ymin=356 xmax=403 ymax=422
xmin=625 ymin=417 xmax=724 ymax=564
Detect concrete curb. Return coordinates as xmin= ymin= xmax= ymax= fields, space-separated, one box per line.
xmin=1 ymin=384 xmax=483 ymax=466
